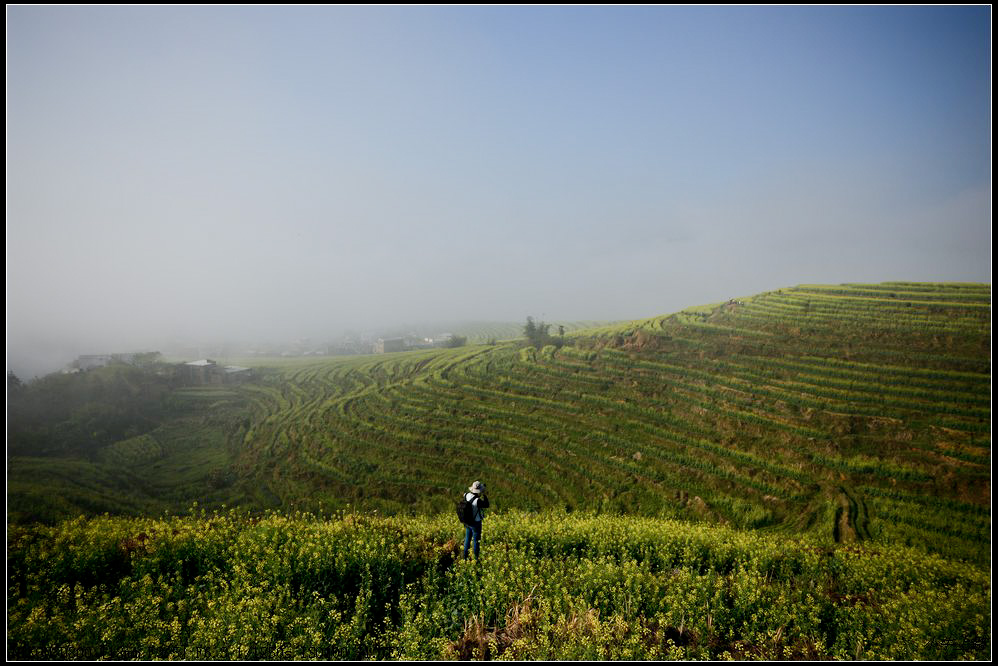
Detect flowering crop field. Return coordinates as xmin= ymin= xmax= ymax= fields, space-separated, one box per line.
xmin=7 ymin=510 xmax=990 ymax=660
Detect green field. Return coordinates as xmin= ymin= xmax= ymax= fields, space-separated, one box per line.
xmin=6 ymin=282 xmax=991 ymax=659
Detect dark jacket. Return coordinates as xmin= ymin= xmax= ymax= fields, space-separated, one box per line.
xmin=465 ymin=492 xmax=489 ymax=522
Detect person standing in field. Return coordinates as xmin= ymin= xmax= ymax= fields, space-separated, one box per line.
xmin=462 ymin=481 xmax=489 ymax=560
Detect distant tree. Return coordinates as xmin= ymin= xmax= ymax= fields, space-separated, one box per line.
xmin=445 ymin=334 xmax=467 ymax=348
xmin=6 ymin=364 xmax=175 ymax=458
xmin=523 ymin=317 xmax=552 ymax=348
xmin=8 ymin=371 xmax=24 ymax=395
xmin=524 ymin=317 xmax=537 ymax=342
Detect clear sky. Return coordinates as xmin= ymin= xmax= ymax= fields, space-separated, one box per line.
xmin=6 ymin=6 xmax=992 ymax=376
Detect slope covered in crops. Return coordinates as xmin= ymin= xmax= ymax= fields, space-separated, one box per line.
xmin=231 ymin=282 xmax=989 ymax=564
xmin=7 ymin=283 xmax=989 ymax=565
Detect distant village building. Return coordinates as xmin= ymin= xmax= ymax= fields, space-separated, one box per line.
xmin=183 ymin=359 xmax=220 ymax=384
xmin=374 ymin=338 xmax=406 ymax=354
xmin=181 ymin=359 xmax=253 ymax=385
xmin=223 ymin=365 xmax=252 ymax=382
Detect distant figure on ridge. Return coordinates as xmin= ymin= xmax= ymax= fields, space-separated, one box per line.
xmin=457 ymin=481 xmax=489 ymax=560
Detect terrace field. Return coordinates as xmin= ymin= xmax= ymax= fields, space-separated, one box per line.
xmin=210 ymin=282 xmax=989 ymax=563
xmin=7 ymin=282 xmax=991 ymax=659
xmin=9 ymin=282 xmax=991 ymax=561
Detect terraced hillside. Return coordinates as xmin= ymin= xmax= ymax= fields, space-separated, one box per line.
xmin=229 ymin=282 xmax=990 ymax=564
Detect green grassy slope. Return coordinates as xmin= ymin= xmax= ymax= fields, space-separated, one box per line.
xmin=224 ymin=282 xmax=989 ymax=564
xmin=7 ymin=283 xmax=991 ymax=566
xmin=6 ymin=383 xmax=256 ymax=524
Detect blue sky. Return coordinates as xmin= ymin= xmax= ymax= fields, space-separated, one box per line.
xmin=6 ymin=6 xmax=991 ymax=375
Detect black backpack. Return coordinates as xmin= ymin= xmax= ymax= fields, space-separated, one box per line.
xmin=456 ymin=495 xmax=475 ymax=525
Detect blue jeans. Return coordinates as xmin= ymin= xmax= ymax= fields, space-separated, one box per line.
xmin=463 ymin=521 xmax=482 ymax=560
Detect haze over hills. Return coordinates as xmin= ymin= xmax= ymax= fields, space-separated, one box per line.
xmin=7 ymin=282 xmax=990 ymax=565
xmin=6 ymin=321 xmax=620 ymax=381
xmin=7 ymin=7 xmax=990 ymax=391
